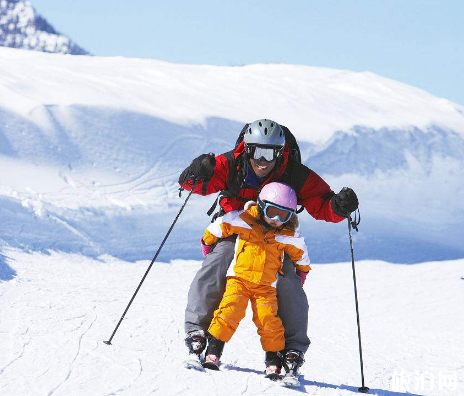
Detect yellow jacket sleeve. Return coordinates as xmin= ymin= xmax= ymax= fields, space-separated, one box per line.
xmin=202 ymin=210 xmax=242 ymax=245
xmin=203 ymin=229 xmax=220 ymax=245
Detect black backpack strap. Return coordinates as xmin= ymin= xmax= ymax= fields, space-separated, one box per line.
xmin=235 ymin=123 xmax=250 ymax=148
xmin=224 ymin=150 xmax=240 ymax=195
xmin=207 ymin=194 xmax=222 ymax=216
xmin=281 ymin=125 xmax=302 ymax=163
xmin=280 ymin=158 xmax=310 ymax=195
xmin=206 ymin=151 xmax=246 ymax=219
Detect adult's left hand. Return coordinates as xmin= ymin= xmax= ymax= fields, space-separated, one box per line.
xmin=331 ymin=187 xmax=359 ymax=217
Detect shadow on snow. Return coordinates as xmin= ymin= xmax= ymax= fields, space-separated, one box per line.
xmin=0 ymin=251 xmax=16 ymax=282
xmin=302 ymin=378 xmax=431 ymax=396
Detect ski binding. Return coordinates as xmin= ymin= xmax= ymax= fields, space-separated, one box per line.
xmin=280 ymin=372 xmax=300 ymax=387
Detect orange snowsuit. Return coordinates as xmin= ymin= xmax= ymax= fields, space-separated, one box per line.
xmin=203 ymin=204 xmax=311 ymax=352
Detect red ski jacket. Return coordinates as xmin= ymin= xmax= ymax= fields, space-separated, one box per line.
xmin=180 ymin=141 xmax=345 ymax=223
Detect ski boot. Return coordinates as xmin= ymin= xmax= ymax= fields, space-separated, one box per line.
xmin=281 ymin=349 xmax=305 ymax=387
xmin=203 ymin=333 xmax=225 ymax=371
xmin=264 ymin=351 xmax=282 ymax=381
xmin=182 ymin=329 xmax=207 ymax=371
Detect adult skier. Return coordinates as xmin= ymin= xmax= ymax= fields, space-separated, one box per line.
xmin=179 ymin=119 xmax=358 ymax=380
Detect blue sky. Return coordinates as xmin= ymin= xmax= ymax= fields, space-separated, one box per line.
xmin=32 ymin=0 xmax=463 ymax=105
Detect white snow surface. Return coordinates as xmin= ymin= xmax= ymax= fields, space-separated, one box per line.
xmin=0 ymin=248 xmax=462 ymax=396
xmin=1 ymin=47 xmax=463 ymax=144
xmin=0 ymin=47 xmax=463 ymax=263
xmin=0 ymin=48 xmax=463 ymax=396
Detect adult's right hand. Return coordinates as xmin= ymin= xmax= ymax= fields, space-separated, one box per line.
xmin=185 ymin=153 xmax=216 ymax=182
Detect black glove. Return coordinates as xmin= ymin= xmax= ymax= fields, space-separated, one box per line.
xmin=331 ymin=187 xmax=359 ymax=217
xmin=179 ymin=153 xmax=216 ymax=184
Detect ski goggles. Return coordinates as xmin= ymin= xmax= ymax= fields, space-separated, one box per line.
xmin=245 ymin=144 xmax=283 ymax=162
xmin=261 ymin=201 xmax=294 ymax=223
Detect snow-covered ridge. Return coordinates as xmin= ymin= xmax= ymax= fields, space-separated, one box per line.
xmin=0 ymin=0 xmax=89 ymax=55
xmin=0 ymin=48 xmax=463 ymax=263
xmin=0 ymin=47 xmax=463 ymax=144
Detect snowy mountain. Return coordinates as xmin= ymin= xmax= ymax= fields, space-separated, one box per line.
xmin=0 ymin=47 xmax=463 ymax=265
xmin=0 ymin=47 xmax=463 ymax=396
xmin=0 ymin=0 xmax=89 ymax=55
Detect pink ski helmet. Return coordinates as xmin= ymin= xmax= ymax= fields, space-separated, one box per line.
xmin=258 ymin=182 xmax=297 ymax=210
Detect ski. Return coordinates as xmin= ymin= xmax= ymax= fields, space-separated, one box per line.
xmin=182 ymin=355 xmax=205 ymax=371
xmin=265 ymin=373 xmax=282 ymax=381
xmin=202 ymin=361 xmax=220 ymax=371
xmin=280 ymin=372 xmax=300 ymax=388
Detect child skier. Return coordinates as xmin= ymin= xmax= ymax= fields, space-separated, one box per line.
xmin=200 ymin=182 xmax=310 ymax=380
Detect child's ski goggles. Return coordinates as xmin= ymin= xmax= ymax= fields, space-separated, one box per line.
xmin=245 ymin=144 xmax=283 ymax=162
xmin=259 ymin=200 xmax=294 ymax=223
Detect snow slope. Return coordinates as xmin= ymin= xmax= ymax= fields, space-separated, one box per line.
xmin=0 ymin=47 xmax=464 ymax=263
xmin=0 ymin=47 xmax=463 ymax=395
xmin=0 ymin=249 xmax=462 ymax=396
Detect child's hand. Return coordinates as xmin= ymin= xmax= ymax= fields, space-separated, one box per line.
xmin=296 ymin=269 xmax=308 ymax=286
xmin=201 ymin=238 xmax=213 ymax=257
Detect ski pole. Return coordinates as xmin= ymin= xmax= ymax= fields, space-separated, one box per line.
xmin=104 ymin=180 xmax=198 ymax=345
xmin=347 ymin=211 xmax=369 ymax=393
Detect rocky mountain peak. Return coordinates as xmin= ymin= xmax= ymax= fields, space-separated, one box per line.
xmin=0 ymin=0 xmax=90 ymax=55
